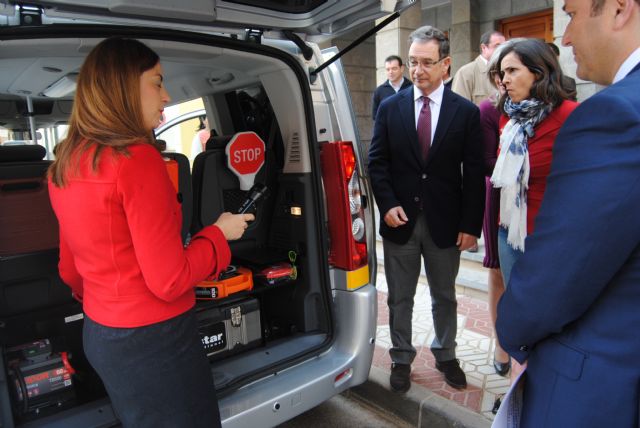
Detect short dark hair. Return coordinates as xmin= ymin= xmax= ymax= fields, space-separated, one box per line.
xmin=385 ymin=55 xmax=403 ymax=67
xmin=496 ymin=38 xmax=573 ymax=111
xmin=480 ymin=30 xmax=504 ymax=47
xmin=408 ymin=26 xmax=450 ymax=59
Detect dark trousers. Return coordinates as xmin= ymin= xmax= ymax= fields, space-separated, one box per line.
xmin=84 ymin=309 xmax=221 ymax=428
xmin=383 ymin=213 xmax=461 ymax=364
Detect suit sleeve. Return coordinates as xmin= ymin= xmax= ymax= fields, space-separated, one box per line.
xmin=459 ymin=104 xmax=485 ymax=236
xmin=496 ymin=94 xmax=640 ymax=363
xmin=118 ymin=145 xmax=231 ymax=302
xmin=368 ymin=99 xmax=401 ymax=217
xmin=479 ymin=101 xmax=500 ymax=175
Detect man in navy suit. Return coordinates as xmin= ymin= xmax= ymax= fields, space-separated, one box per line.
xmin=496 ymin=0 xmax=640 ymax=425
xmin=371 ymin=55 xmax=413 ymax=120
xmin=368 ymin=26 xmax=484 ymax=392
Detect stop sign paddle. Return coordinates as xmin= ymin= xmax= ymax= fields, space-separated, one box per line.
xmin=225 ymin=131 xmax=266 ymax=190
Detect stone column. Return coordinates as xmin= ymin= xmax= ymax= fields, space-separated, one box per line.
xmin=450 ymin=0 xmax=478 ymax=76
xmin=374 ymin=2 xmax=422 ymax=86
xmin=553 ymin=0 xmax=603 ymax=100
xmin=332 ymin=24 xmax=377 ymax=156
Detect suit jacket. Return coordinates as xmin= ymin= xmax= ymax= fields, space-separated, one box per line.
xmin=452 ymin=55 xmax=494 ymax=105
xmin=368 ymin=85 xmax=485 ymax=248
xmin=497 ymin=63 xmax=640 ymax=427
xmin=371 ymin=78 xmax=413 ymax=120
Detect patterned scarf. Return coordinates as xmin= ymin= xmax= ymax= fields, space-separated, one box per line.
xmin=491 ymin=98 xmax=552 ymax=251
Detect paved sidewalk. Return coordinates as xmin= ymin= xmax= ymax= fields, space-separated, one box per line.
xmin=371 ymin=241 xmax=510 ymax=423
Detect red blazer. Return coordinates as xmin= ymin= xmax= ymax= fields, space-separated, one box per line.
xmin=499 ymin=100 xmax=579 ymax=234
xmin=49 ymin=143 xmax=230 ymax=328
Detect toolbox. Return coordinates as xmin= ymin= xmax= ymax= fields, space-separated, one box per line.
xmin=195 ymin=297 xmax=261 ymax=361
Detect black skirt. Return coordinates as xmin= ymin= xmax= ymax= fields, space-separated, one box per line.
xmin=83 ymin=309 xmax=221 ymax=428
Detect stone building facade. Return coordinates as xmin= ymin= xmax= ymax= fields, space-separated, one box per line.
xmin=333 ymin=0 xmax=598 ymax=162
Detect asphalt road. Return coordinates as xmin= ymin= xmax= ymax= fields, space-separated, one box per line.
xmin=276 ymin=390 xmax=411 ymax=428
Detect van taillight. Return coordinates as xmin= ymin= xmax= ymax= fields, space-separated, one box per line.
xmin=321 ymin=141 xmax=367 ymax=271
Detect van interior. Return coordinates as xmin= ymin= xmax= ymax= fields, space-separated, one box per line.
xmin=0 ymin=31 xmax=333 ymax=426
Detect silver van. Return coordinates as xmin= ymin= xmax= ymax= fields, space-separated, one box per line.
xmin=0 ymin=1 xmax=411 ymax=427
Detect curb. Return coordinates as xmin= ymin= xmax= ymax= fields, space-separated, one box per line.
xmin=349 ymin=366 xmax=492 ymax=428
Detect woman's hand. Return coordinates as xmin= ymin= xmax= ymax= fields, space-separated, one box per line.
xmin=214 ymin=212 xmax=255 ymax=240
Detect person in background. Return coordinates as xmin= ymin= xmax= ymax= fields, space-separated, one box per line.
xmin=369 ymin=26 xmax=484 ymax=393
xmin=546 ymin=41 xmax=578 ymax=100
xmin=453 ymin=30 xmax=506 ymax=105
xmin=497 ymin=0 xmax=640 ymax=425
xmin=371 ymin=55 xmax=413 ymax=120
xmin=190 ymin=114 xmax=211 ymax=160
xmin=48 ymin=37 xmax=253 ymax=428
xmin=477 ymin=41 xmax=518 ymax=381
xmin=453 ymin=30 xmax=506 ymax=253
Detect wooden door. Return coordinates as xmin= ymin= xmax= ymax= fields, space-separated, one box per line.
xmin=499 ymin=9 xmax=553 ymax=42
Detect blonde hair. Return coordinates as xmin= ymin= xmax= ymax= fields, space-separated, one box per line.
xmin=49 ymin=37 xmax=161 ymax=186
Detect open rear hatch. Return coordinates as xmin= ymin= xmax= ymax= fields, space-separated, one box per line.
xmin=0 ymin=25 xmax=328 ymax=426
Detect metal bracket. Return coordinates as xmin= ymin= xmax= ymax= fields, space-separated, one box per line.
xmin=19 ymin=4 xmax=42 ymax=26
xmin=245 ymin=28 xmax=263 ymax=44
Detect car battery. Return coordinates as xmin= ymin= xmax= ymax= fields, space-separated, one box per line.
xmin=5 ymin=339 xmax=76 ymax=418
xmin=196 ymin=297 xmax=261 ymax=361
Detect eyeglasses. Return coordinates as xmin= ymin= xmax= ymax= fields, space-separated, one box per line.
xmin=407 ymin=56 xmax=448 ymax=69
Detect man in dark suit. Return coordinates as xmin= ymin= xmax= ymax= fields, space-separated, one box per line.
xmin=371 ymin=55 xmax=413 ymax=120
xmin=496 ymin=0 xmax=640 ymax=425
xmin=368 ymin=26 xmax=484 ymax=392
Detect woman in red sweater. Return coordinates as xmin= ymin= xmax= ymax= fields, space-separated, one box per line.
xmin=48 ymin=38 xmax=252 ymax=428
xmin=490 ymin=39 xmax=578 ymax=385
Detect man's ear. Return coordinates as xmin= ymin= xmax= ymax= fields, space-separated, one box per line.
xmin=612 ymin=0 xmax=635 ymax=30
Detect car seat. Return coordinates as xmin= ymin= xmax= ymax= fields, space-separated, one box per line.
xmin=0 ymin=145 xmax=72 ymax=343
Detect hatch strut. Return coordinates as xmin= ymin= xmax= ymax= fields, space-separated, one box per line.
xmin=311 ymin=11 xmax=400 ymax=77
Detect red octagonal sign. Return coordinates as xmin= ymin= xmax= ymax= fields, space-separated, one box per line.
xmin=226 ymin=131 xmax=265 ymax=190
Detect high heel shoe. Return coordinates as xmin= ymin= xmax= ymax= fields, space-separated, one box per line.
xmin=493 ymin=352 xmax=511 ymax=377
xmin=492 ymin=394 xmax=504 ymax=414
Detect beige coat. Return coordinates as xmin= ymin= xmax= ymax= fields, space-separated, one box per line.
xmin=452 ymin=55 xmax=494 ymax=105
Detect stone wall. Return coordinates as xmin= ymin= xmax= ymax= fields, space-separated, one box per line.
xmin=332 ymin=23 xmax=377 ymax=158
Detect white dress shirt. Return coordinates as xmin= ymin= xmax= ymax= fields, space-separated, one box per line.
xmin=613 ymin=47 xmax=640 ymax=84
xmin=413 ymin=82 xmax=445 ymax=145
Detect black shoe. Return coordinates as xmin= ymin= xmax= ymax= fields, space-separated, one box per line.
xmin=492 ymin=395 xmax=503 ymax=414
xmin=435 ymin=359 xmax=467 ymax=389
xmin=389 ymin=363 xmax=411 ymax=393
xmin=493 ymin=357 xmax=511 ymax=377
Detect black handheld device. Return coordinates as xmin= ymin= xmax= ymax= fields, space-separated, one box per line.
xmin=237 ymin=183 xmax=269 ymax=214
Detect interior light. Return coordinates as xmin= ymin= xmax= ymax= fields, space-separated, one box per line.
xmin=290 ymin=206 xmax=302 ymax=216
xmin=42 ymin=74 xmax=78 ymax=98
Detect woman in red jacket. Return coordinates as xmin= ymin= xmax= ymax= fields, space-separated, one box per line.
xmin=48 ymin=37 xmax=252 ymax=428
xmin=491 ymin=38 xmax=578 ymax=384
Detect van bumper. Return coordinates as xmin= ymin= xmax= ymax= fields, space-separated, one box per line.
xmin=220 ymin=284 xmax=377 ymax=427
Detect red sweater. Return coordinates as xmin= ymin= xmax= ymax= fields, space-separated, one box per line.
xmin=499 ymin=100 xmax=579 ymax=234
xmin=49 ymin=143 xmax=230 ymax=327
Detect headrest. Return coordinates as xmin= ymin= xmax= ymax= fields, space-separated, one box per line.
xmin=0 ymin=145 xmax=47 ymax=162
xmin=205 ymin=135 xmax=233 ymax=151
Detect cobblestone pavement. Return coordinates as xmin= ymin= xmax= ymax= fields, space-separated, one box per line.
xmin=373 ymin=244 xmax=510 ymax=421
